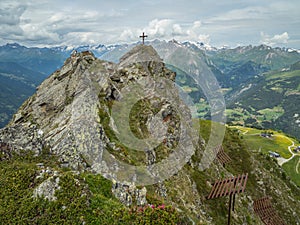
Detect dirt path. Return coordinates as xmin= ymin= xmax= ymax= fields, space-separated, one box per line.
xmin=235 ymin=127 xmax=299 ymax=168
xmin=242 ymin=130 xmax=249 ymax=135
xmin=275 ymin=135 xmax=295 ymax=166
xmin=237 ymin=128 xmax=296 ymax=165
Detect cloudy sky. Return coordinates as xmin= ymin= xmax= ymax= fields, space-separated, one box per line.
xmin=0 ymin=0 xmax=299 ymax=48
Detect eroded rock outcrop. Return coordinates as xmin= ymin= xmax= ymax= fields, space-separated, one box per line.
xmin=0 ymin=45 xmax=182 ymax=205
xmin=112 ymin=181 xmax=147 ymax=206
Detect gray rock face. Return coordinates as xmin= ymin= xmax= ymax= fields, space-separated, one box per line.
xmin=2 ymin=51 xmax=108 ymax=169
xmin=33 ymin=176 xmax=60 ymax=201
xmin=0 ymin=45 xmax=178 ymax=171
xmin=0 ymin=45 xmax=180 ymax=205
xmin=112 ymin=181 xmax=147 ymax=206
xmin=33 ymin=165 xmax=60 ymax=201
xmin=0 ymin=123 xmax=44 ymax=155
xmin=119 ymin=45 xmax=162 ymax=67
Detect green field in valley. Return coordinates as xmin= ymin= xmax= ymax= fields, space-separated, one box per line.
xmin=229 ymin=125 xmax=300 ymax=186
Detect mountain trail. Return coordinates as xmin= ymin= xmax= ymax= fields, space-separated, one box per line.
xmin=276 ymin=135 xmax=295 ymax=166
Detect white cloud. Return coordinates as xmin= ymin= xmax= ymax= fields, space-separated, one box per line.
xmin=117 ymin=19 xmax=210 ymax=44
xmin=0 ymin=3 xmax=26 ymax=41
xmin=172 ymin=24 xmax=183 ymax=35
xmin=260 ymin=32 xmax=289 ymax=46
xmin=120 ymin=29 xmax=135 ymax=41
xmin=146 ymin=19 xmax=173 ymax=37
xmin=20 ymin=23 xmax=60 ymax=43
xmin=0 ymin=5 xmax=26 ymax=26
xmin=186 ymin=20 xmax=205 ymax=42
xmin=126 ymin=19 xmax=209 ymax=43
xmin=192 ymin=21 xmax=202 ymax=29
xmin=0 ymin=0 xmax=299 ymax=48
xmin=198 ymin=34 xmax=210 ymax=44
xmin=210 ymin=6 xmax=266 ymax=22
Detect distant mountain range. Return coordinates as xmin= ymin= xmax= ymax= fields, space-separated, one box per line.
xmin=0 ymin=43 xmax=69 ymax=127
xmin=227 ymin=61 xmax=300 ymax=139
xmin=0 ymin=61 xmax=44 ymax=126
xmin=0 ymin=41 xmax=300 ymax=139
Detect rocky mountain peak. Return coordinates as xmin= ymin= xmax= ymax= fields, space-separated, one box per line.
xmin=119 ymin=44 xmax=162 ymax=66
xmin=118 ymin=44 xmax=175 ymax=82
xmin=0 ymin=44 xmax=182 ymax=207
xmin=0 ymin=45 xmax=176 ymax=169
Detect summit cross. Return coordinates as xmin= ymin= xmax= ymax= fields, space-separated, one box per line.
xmin=139 ymin=32 xmax=148 ymax=44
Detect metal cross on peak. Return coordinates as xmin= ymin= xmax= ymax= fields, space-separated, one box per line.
xmin=139 ymin=32 xmax=148 ymax=44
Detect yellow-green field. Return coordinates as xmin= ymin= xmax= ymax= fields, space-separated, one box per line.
xmin=230 ymin=126 xmax=299 ymax=158
xmin=229 ymin=125 xmax=300 ymax=186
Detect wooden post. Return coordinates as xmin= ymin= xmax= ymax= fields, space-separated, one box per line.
xmin=228 ymin=193 xmax=233 ymax=225
xmin=232 ymin=176 xmax=237 ymax=212
xmin=206 ymin=174 xmax=248 ymax=225
xmin=232 ymin=194 xmax=236 ymax=211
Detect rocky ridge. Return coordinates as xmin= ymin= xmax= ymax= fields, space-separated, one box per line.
xmin=1 ymin=45 xmax=175 ymax=166
xmin=0 ymin=44 xmax=180 ymax=207
xmin=0 ymin=45 xmax=300 ymax=224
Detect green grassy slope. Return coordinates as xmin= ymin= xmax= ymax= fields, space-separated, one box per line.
xmin=282 ymin=156 xmax=300 ymax=187
xmin=0 ymin=151 xmax=188 ymax=225
xmin=1 ymin=120 xmax=300 ymax=224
